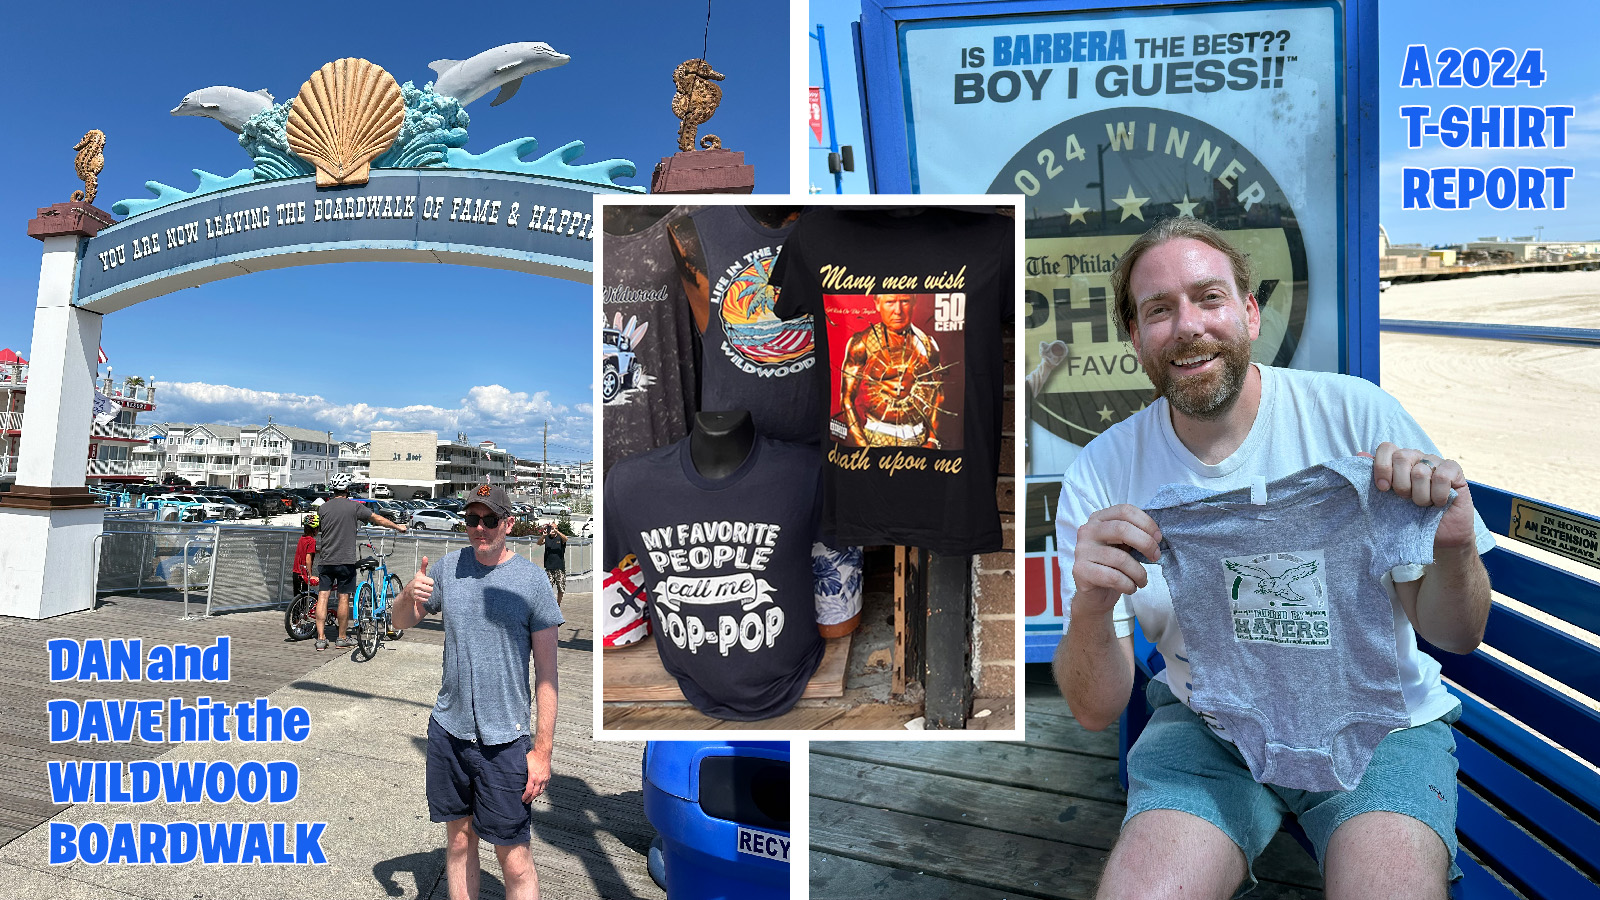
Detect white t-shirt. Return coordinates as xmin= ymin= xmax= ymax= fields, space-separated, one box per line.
xmin=1054 ymin=364 xmax=1495 ymax=729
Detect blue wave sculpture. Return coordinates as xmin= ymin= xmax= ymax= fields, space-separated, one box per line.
xmin=238 ymin=100 xmax=312 ymax=181
xmin=113 ymin=82 xmax=637 ymax=215
xmin=112 ymin=169 xmax=256 ymax=217
xmin=446 ymin=137 xmax=640 ymax=190
xmin=373 ymin=82 xmax=471 ymax=169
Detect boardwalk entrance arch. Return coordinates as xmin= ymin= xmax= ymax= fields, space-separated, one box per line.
xmin=0 ymin=50 xmax=638 ymax=618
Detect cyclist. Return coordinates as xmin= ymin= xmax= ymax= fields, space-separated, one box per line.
xmin=315 ymin=472 xmax=407 ymax=650
xmin=293 ymin=513 xmax=319 ymax=596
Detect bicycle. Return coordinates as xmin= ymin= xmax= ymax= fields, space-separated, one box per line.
xmin=283 ymin=579 xmax=336 ymax=642
xmin=352 ymin=537 xmax=406 ymax=660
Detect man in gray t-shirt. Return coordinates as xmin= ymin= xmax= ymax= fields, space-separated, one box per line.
xmin=314 ymin=474 xmax=406 ymax=650
xmin=393 ymin=484 xmax=562 ymax=900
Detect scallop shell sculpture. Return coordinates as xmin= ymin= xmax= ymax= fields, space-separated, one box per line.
xmin=286 ymin=58 xmax=405 ymax=187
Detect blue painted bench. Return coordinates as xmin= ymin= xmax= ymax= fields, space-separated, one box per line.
xmin=1119 ymin=482 xmax=1600 ymax=898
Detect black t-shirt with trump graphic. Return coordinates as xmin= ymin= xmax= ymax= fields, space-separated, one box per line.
xmin=602 ymin=435 xmax=824 ymax=720
xmin=770 ymin=207 xmax=1012 ymax=554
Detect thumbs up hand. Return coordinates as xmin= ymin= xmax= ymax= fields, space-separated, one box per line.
xmin=408 ymin=556 xmax=434 ymax=607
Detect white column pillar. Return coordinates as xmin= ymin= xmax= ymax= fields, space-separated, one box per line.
xmin=17 ymin=235 xmax=102 ymax=487
xmin=0 ymin=215 xmax=108 ymax=619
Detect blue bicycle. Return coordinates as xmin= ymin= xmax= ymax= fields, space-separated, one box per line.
xmin=353 ymin=538 xmax=405 ymax=660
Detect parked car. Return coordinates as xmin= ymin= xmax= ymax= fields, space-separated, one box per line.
xmin=158 ymin=493 xmax=230 ymax=520
xmin=409 ymin=508 xmax=465 ymax=532
xmin=215 ymin=490 xmax=266 ymax=518
xmin=370 ymin=484 xmax=393 ymax=499
xmin=539 ymin=503 xmax=571 ymax=516
xmin=259 ymin=491 xmax=297 ymax=514
xmin=200 ymin=495 xmax=248 ymax=520
xmin=372 ymin=499 xmax=410 ymax=523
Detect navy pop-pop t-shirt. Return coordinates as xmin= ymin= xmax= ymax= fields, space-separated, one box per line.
xmin=603 ymin=436 xmax=825 ymax=720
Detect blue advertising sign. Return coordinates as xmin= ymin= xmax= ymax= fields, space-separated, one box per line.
xmin=854 ymin=0 xmax=1380 ymax=660
xmin=75 ymin=169 xmax=631 ymax=313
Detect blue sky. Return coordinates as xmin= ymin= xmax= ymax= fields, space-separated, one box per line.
xmin=812 ymin=0 xmax=1600 ymax=245
xmin=808 ymin=0 xmax=873 ymax=195
xmin=0 ymin=1 xmax=788 ymax=463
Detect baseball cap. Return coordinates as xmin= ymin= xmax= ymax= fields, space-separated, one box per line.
xmin=465 ymin=484 xmax=513 ymax=518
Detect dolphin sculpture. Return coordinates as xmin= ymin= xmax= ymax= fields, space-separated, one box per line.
xmin=428 ymin=42 xmax=570 ymax=107
xmin=170 ymin=86 xmax=275 ymax=134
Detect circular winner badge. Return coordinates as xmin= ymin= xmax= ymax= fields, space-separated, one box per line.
xmin=991 ymin=107 xmax=1308 ymax=453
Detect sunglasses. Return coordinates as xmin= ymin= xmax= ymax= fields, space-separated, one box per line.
xmin=463 ymin=512 xmax=505 ymax=528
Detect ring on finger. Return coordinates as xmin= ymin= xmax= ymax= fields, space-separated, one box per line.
xmin=1417 ymin=458 xmax=1436 ymax=469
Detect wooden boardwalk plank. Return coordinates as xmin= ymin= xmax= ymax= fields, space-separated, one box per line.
xmin=811 ymin=795 xmax=1107 ymax=899
xmin=811 ymin=666 xmax=1325 ymax=899
xmin=811 ymin=753 xmax=1130 ymax=851
xmin=820 ymin=740 xmax=1129 ymax=804
xmin=813 ymin=851 xmax=1043 ymax=900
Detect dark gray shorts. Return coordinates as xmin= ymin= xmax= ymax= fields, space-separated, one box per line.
xmin=1125 ymin=678 xmax=1461 ymax=892
xmin=316 ymin=564 xmax=358 ymax=596
xmin=425 ymin=716 xmax=532 ymax=845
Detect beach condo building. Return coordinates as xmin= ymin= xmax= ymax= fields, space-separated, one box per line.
xmin=0 ymin=348 xmax=158 ymax=490
xmin=133 ymin=422 xmax=337 ymax=489
xmin=368 ymin=431 xmax=514 ymax=500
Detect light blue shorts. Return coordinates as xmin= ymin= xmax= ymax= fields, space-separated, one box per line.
xmin=1124 ymin=678 xmax=1461 ymax=892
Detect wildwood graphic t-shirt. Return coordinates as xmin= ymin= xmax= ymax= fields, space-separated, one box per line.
xmin=771 ymin=207 xmax=1012 ymax=554
xmin=692 ymin=206 xmax=821 ymax=443
xmin=603 ymin=436 xmax=825 ymax=720
xmin=601 ymin=206 xmax=698 ymax=474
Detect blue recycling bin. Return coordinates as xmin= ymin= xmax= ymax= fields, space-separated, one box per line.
xmin=643 ymin=741 xmax=790 ymax=900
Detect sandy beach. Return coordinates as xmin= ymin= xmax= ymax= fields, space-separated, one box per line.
xmin=1381 ymin=271 xmax=1600 ymax=693
xmin=1380 ymin=270 xmax=1600 ymax=519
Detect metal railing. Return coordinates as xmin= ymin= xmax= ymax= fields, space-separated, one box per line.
xmin=1380 ymin=319 xmax=1600 ymax=348
xmin=89 ymin=420 xmax=142 ymax=440
xmin=96 ymin=520 xmax=593 ymax=616
xmin=87 ymin=458 xmax=138 ymax=476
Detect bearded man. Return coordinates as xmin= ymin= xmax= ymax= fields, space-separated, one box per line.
xmin=1052 ymin=217 xmax=1493 ymax=900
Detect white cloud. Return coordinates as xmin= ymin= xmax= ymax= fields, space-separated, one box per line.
xmin=153 ymin=381 xmax=591 ymax=460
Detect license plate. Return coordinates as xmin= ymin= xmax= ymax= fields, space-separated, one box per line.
xmin=736 ymin=826 xmax=789 ymax=863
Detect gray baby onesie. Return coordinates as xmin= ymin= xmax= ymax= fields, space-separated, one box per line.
xmin=1145 ymin=456 xmax=1449 ymax=792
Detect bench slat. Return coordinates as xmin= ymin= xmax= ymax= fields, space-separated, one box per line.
xmin=1458 ymin=787 xmax=1600 ymax=900
xmin=1478 ymin=602 xmax=1600 ymax=702
xmin=1481 ymin=546 xmax=1600 ymax=636
xmin=1457 ymin=852 xmax=1519 ymax=900
xmin=1455 ymin=728 xmax=1600 ymax=877
xmin=1451 ymin=689 xmax=1600 ymax=822
xmin=1427 ymin=641 xmax=1600 ymax=769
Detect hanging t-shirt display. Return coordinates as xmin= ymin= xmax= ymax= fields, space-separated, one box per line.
xmin=603 ymin=436 xmax=826 ymax=720
xmin=689 ymin=206 xmax=821 ymax=443
xmin=770 ymin=207 xmax=1012 ymax=554
xmin=601 ymin=206 xmax=699 ymax=474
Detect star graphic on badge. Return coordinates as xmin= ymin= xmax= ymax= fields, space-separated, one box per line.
xmin=1113 ymin=185 xmax=1150 ymax=222
xmin=1174 ymin=194 xmax=1200 ymax=217
xmin=1097 ymin=405 xmax=1115 ymax=422
xmin=1064 ymin=198 xmax=1092 ymax=225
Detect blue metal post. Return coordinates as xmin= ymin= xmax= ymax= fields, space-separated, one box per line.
xmin=811 ymin=25 xmax=844 ymax=194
